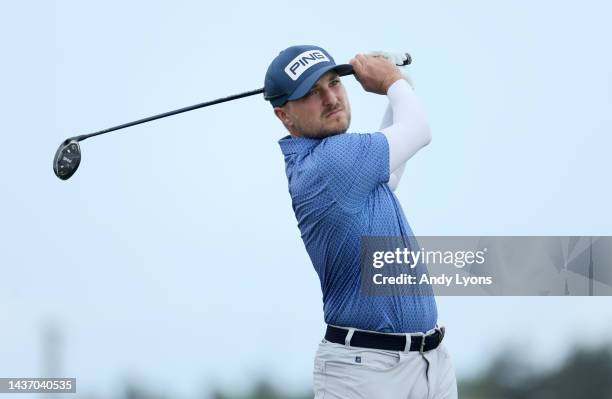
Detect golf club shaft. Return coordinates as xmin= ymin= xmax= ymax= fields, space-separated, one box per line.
xmin=70 ymin=53 xmax=412 ymax=143
xmin=73 ymin=87 xmax=265 ymax=142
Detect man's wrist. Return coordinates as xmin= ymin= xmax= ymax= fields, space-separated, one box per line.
xmin=383 ymin=74 xmax=404 ymax=94
xmin=386 ymin=77 xmax=411 ymax=95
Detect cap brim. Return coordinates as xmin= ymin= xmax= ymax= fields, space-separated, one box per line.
xmin=287 ymin=63 xmax=354 ymax=102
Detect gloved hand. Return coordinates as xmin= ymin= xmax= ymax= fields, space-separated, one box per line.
xmin=367 ymin=51 xmax=414 ymax=89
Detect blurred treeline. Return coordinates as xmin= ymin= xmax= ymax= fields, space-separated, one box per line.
xmin=119 ymin=345 xmax=612 ymax=399
xmin=460 ymin=345 xmax=612 ymax=399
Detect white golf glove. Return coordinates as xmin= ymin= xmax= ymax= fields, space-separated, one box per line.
xmin=367 ymin=51 xmax=414 ymax=89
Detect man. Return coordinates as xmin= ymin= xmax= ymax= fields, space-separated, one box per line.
xmin=264 ymin=45 xmax=457 ymax=399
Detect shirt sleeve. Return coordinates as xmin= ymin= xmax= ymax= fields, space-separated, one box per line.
xmin=314 ymin=132 xmax=390 ymax=206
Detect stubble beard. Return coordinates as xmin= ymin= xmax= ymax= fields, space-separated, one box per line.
xmin=297 ymin=111 xmax=352 ymax=139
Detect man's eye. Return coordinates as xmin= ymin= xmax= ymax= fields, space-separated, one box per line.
xmin=330 ymin=79 xmax=340 ymax=86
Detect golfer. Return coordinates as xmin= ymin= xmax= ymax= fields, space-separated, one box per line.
xmin=264 ymin=45 xmax=457 ymax=399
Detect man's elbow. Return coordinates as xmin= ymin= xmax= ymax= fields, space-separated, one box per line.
xmin=420 ymin=123 xmax=432 ymax=148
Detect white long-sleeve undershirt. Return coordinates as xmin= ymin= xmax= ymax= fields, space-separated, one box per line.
xmin=379 ymin=102 xmax=406 ymax=191
xmin=380 ymin=79 xmax=432 ymax=191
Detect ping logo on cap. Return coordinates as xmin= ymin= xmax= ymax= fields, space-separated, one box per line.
xmin=284 ymin=50 xmax=330 ymax=81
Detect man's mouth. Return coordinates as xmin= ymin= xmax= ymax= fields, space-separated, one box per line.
xmin=325 ymin=108 xmax=344 ymax=118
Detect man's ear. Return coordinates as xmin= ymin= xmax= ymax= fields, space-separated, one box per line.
xmin=274 ymin=106 xmax=293 ymax=129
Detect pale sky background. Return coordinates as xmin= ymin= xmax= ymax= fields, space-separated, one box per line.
xmin=1 ymin=0 xmax=611 ymax=398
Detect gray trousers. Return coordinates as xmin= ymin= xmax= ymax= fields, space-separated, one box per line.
xmin=313 ymin=331 xmax=457 ymax=399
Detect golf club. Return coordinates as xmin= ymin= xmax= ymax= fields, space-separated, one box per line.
xmin=53 ymin=53 xmax=412 ymax=180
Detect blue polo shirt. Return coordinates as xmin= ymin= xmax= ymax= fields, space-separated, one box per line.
xmin=279 ymin=132 xmax=437 ymax=333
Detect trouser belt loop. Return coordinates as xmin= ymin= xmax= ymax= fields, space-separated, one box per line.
xmin=344 ymin=328 xmax=356 ymax=348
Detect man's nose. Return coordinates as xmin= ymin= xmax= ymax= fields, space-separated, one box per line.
xmin=320 ymin=89 xmax=337 ymax=106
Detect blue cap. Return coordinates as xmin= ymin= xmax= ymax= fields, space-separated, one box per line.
xmin=264 ymin=45 xmax=353 ymax=107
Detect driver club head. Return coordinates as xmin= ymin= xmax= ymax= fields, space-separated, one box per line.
xmin=53 ymin=139 xmax=81 ymax=180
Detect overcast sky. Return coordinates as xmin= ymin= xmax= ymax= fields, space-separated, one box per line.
xmin=1 ymin=0 xmax=611 ymax=398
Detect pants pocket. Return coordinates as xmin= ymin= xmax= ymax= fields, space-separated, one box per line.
xmin=314 ymin=343 xmax=402 ymax=398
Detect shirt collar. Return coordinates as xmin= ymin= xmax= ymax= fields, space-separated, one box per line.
xmin=278 ymin=135 xmax=322 ymax=155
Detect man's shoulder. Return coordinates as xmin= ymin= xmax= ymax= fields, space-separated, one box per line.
xmin=284 ymin=132 xmax=387 ymax=181
xmin=311 ymin=132 xmax=387 ymax=165
xmin=314 ymin=132 xmax=381 ymax=152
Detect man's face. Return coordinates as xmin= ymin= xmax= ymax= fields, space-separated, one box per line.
xmin=274 ymin=71 xmax=351 ymax=139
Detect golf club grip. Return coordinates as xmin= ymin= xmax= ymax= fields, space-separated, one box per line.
xmin=343 ymin=52 xmax=412 ymax=76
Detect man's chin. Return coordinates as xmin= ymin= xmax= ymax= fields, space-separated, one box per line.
xmin=321 ymin=120 xmax=350 ymax=137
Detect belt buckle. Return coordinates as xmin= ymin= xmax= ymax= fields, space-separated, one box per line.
xmin=419 ymin=327 xmax=441 ymax=354
xmin=408 ymin=332 xmax=426 ymax=354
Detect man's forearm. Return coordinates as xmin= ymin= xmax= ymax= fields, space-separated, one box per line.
xmin=381 ymin=79 xmax=431 ymax=173
xmin=379 ymin=104 xmax=407 ymax=191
